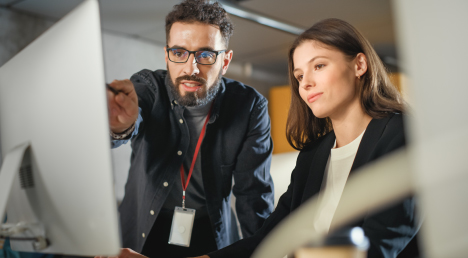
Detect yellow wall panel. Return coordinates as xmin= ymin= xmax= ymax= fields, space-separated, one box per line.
xmin=389 ymin=72 xmax=402 ymax=93
xmin=389 ymin=72 xmax=410 ymax=103
xmin=269 ymin=85 xmax=295 ymax=154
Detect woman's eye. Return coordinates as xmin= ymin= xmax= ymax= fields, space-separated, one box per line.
xmin=315 ymin=64 xmax=325 ymax=70
xmin=296 ymin=75 xmax=303 ymax=82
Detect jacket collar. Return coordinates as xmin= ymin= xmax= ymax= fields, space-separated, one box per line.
xmin=208 ymin=78 xmax=225 ymax=124
xmin=301 ymin=130 xmax=335 ymax=202
xmin=301 ymin=114 xmax=394 ymax=201
xmin=164 ymin=74 xmax=177 ymax=104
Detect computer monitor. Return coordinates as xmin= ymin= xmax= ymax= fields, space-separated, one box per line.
xmin=0 ymin=0 xmax=120 ymax=256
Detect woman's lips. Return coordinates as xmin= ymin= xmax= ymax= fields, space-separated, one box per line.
xmin=307 ymin=92 xmax=323 ymax=103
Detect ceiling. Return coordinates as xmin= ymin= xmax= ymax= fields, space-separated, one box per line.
xmin=1 ymin=0 xmax=398 ymax=88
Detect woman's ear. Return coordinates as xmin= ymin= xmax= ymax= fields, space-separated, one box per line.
xmin=355 ymin=53 xmax=368 ymax=78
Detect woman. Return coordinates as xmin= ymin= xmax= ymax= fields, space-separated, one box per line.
xmin=199 ymin=18 xmax=418 ymax=258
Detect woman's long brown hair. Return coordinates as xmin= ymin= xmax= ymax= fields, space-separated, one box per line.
xmin=286 ymin=18 xmax=405 ymax=150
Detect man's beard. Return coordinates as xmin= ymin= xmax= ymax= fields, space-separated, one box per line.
xmin=167 ymin=68 xmax=222 ymax=107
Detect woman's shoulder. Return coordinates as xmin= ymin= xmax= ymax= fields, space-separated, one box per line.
xmin=372 ymin=112 xmax=407 ymax=155
xmin=386 ymin=112 xmax=404 ymax=129
xmin=380 ymin=113 xmax=406 ymax=141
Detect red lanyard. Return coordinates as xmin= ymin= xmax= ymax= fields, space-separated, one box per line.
xmin=180 ymin=103 xmax=213 ymax=208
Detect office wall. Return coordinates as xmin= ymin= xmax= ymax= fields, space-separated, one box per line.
xmin=0 ymin=8 xmax=54 ymax=183
xmin=0 ymin=8 xmax=166 ymax=202
xmin=0 ymin=8 xmax=54 ymax=66
xmin=224 ymin=63 xmax=288 ymax=101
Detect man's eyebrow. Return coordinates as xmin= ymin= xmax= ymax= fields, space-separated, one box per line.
xmin=197 ymin=47 xmax=216 ymax=51
xmin=167 ymin=45 xmax=215 ymax=51
xmin=293 ymin=56 xmax=328 ymax=73
xmin=167 ymin=45 xmax=186 ymax=50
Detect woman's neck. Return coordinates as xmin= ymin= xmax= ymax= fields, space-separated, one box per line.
xmin=330 ymin=103 xmax=372 ymax=148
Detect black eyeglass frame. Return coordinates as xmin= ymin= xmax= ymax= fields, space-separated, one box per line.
xmin=166 ymin=47 xmax=227 ymax=65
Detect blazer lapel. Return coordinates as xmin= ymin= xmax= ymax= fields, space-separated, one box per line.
xmin=350 ymin=114 xmax=393 ymax=173
xmin=301 ymin=131 xmax=336 ymax=202
xmin=301 ymin=114 xmax=394 ymax=202
xmin=329 ymin=115 xmax=394 ymax=228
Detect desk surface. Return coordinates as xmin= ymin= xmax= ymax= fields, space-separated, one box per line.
xmin=295 ymin=246 xmax=366 ymax=258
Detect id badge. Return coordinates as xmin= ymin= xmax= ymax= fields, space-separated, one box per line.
xmin=168 ymin=206 xmax=196 ymax=247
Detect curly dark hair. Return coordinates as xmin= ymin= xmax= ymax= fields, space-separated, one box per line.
xmin=165 ymin=0 xmax=234 ymax=47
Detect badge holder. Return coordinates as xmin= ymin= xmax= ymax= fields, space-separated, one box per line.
xmin=168 ymin=206 xmax=196 ymax=247
xmin=168 ymin=104 xmax=212 ymax=248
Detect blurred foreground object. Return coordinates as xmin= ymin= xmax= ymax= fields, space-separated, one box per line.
xmin=295 ymin=227 xmax=369 ymax=258
xmin=393 ymin=0 xmax=468 ymax=257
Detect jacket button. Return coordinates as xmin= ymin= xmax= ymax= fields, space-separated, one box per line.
xmin=150 ymin=210 xmax=154 ymax=215
xmin=174 ymin=100 xmax=178 ymax=105
xmin=142 ymin=233 xmax=145 ymax=238
xmin=177 ymin=150 xmax=182 ymax=155
xmin=163 ymin=182 xmax=168 ymax=187
xmin=179 ymin=119 xmax=183 ymax=124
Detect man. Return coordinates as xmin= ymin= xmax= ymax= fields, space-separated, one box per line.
xmin=106 ymin=0 xmax=274 ymax=257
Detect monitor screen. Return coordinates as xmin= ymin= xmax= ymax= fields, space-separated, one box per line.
xmin=0 ymin=0 xmax=120 ymax=256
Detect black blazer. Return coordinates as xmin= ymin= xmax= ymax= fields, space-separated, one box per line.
xmin=209 ymin=113 xmax=418 ymax=258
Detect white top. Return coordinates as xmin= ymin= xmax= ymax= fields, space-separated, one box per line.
xmin=313 ymin=130 xmax=366 ymax=233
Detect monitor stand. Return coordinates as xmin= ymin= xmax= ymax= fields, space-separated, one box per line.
xmin=0 ymin=142 xmax=48 ymax=251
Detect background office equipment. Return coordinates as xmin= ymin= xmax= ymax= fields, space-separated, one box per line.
xmin=0 ymin=0 xmax=120 ymax=256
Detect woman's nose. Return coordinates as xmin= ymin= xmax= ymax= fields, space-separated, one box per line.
xmin=300 ymin=74 xmax=314 ymax=89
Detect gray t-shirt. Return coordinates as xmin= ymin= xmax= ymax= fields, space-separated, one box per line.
xmin=161 ymin=100 xmax=213 ymax=218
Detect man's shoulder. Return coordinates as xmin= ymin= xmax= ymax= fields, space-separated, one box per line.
xmin=129 ymin=69 xmax=169 ymax=105
xmin=132 ymin=68 xmax=167 ymax=78
xmin=221 ymin=77 xmax=267 ymax=108
xmin=130 ymin=69 xmax=167 ymax=87
xmin=222 ymin=77 xmax=265 ymax=99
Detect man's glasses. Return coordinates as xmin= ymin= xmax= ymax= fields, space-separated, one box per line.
xmin=166 ymin=47 xmax=226 ymax=65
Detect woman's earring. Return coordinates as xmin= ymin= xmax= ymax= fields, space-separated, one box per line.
xmin=357 ymin=75 xmax=360 ymax=79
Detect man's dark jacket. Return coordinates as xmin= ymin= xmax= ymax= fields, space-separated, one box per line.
xmin=209 ymin=114 xmax=418 ymax=258
xmin=115 ymin=69 xmax=275 ymax=252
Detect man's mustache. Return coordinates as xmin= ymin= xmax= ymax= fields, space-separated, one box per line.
xmin=175 ymin=75 xmax=207 ymax=87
